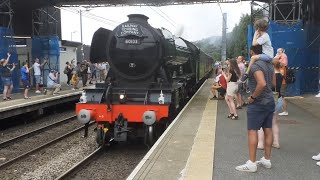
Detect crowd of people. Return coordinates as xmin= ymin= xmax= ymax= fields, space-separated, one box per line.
xmin=0 ymin=54 xmax=110 ymax=100
xmin=211 ymin=18 xmax=319 ymax=172
xmin=63 ymin=60 xmax=109 ymax=90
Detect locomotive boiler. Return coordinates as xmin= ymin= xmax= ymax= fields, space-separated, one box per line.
xmin=76 ymin=14 xmax=213 ymax=146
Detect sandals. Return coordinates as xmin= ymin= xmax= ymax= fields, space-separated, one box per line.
xmin=7 ymin=97 xmax=12 ymax=100
xmin=236 ymin=106 xmax=242 ymax=109
xmin=228 ymin=114 xmax=239 ymax=120
xmin=231 ymin=115 xmax=239 ymax=120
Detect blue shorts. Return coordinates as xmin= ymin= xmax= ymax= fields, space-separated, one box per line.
xmin=1 ymin=77 xmax=12 ymax=86
xmin=247 ymin=102 xmax=275 ymax=130
xmin=22 ymin=79 xmax=30 ymax=89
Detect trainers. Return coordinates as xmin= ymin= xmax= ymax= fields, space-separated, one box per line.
xmin=35 ymin=90 xmax=41 ymax=94
xmin=312 ymin=153 xmax=320 ymax=161
xmin=316 ymin=93 xmax=320 ymax=98
xmin=235 ymin=160 xmax=257 ymax=172
xmin=240 ymin=74 xmax=248 ymax=83
xmin=317 ymin=162 xmax=320 ymax=166
xmin=257 ymin=157 xmax=272 ymax=169
xmin=278 ymin=112 xmax=288 ymax=116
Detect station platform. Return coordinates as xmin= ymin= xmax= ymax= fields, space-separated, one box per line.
xmin=0 ymin=85 xmax=83 ymax=120
xmin=127 ymin=79 xmax=320 ymax=180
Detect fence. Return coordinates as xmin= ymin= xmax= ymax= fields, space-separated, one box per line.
xmin=248 ymin=21 xmax=320 ymax=96
xmin=31 ymin=36 xmax=60 ymax=86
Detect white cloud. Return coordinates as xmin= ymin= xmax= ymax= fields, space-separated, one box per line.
xmin=61 ymin=2 xmax=251 ymax=44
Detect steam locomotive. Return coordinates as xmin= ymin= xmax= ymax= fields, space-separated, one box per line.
xmin=76 ymin=14 xmax=213 ymax=146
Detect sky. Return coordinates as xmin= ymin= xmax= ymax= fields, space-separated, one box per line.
xmin=60 ymin=1 xmax=252 ymax=45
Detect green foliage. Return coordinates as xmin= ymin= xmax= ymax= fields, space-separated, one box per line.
xmin=194 ymin=37 xmax=221 ymax=61
xmin=226 ymin=14 xmax=251 ymax=59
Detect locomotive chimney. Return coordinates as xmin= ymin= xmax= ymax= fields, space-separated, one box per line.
xmin=128 ymin=14 xmax=149 ymax=24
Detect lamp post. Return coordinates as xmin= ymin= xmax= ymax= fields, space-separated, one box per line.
xmin=80 ymin=9 xmax=84 ymax=61
xmin=70 ymin=30 xmax=77 ymax=41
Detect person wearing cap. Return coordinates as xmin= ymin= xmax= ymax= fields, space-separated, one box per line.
xmin=1 ymin=53 xmax=15 ymax=101
xmin=47 ymin=69 xmax=61 ymax=95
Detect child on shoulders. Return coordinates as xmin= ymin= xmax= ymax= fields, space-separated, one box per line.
xmin=241 ymin=19 xmax=274 ymax=82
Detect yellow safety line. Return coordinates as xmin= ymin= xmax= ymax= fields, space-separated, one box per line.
xmin=183 ymin=98 xmax=217 ymax=180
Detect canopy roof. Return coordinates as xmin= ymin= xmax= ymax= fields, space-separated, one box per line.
xmin=14 ymin=0 xmax=270 ymax=9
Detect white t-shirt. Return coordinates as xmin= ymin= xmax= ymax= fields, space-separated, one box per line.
xmin=257 ymin=33 xmax=274 ymax=58
xmin=33 ymin=62 xmax=41 ymax=75
xmin=47 ymin=73 xmax=57 ymax=88
xmin=101 ymin=63 xmax=107 ymax=70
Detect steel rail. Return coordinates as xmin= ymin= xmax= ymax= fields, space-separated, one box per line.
xmin=55 ymin=146 xmax=104 ymax=180
xmin=0 ymin=121 xmax=94 ymax=170
xmin=0 ymin=116 xmax=76 ymax=148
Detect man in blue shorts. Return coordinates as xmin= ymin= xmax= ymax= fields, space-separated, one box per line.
xmin=236 ymin=45 xmax=275 ymax=172
xmin=21 ymin=62 xmax=32 ymax=99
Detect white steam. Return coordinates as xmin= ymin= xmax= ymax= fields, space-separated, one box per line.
xmin=174 ymin=24 xmax=184 ymax=37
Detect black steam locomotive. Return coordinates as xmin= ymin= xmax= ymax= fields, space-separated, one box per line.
xmin=76 ymin=14 xmax=213 ymax=146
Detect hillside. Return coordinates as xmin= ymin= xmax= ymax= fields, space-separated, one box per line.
xmin=193 ymin=35 xmax=222 ymax=61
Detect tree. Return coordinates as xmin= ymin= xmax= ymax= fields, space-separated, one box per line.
xmin=226 ymin=14 xmax=251 ymax=59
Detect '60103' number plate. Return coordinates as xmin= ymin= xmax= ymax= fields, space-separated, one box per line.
xmin=125 ymin=39 xmax=140 ymax=44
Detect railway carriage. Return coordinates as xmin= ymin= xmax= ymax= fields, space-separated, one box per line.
xmin=76 ymin=14 xmax=213 ymax=146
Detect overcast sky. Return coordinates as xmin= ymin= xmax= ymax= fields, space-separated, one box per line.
xmin=61 ymin=2 xmax=252 ymax=45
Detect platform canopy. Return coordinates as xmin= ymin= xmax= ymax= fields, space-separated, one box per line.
xmin=14 ymin=0 xmax=269 ymax=9
xmin=57 ymin=0 xmax=243 ymax=7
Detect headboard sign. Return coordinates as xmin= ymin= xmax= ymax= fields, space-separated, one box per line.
xmin=116 ymin=23 xmax=143 ymax=37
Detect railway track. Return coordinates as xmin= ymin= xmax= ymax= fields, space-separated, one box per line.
xmin=54 ymin=142 xmax=147 ymax=180
xmin=56 ymin=146 xmax=104 ymax=180
xmin=0 ymin=115 xmax=76 ymax=148
xmin=0 ymin=120 xmax=94 ymax=170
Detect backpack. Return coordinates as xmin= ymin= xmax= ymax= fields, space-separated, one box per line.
xmin=285 ymin=67 xmax=295 ymax=84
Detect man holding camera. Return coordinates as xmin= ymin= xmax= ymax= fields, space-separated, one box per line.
xmin=47 ymin=69 xmax=61 ymax=95
xmin=33 ymin=58 xmax=47 ymax=93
